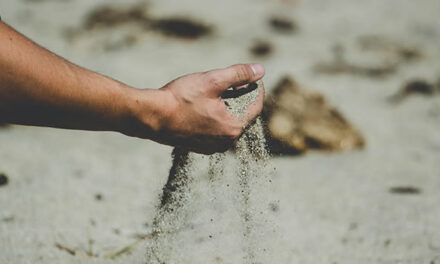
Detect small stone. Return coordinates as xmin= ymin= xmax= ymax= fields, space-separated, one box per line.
xmin=269 ymin=16 xmax=297 ymax=33
xmin=2 ymin=216 xmax=14 ymax=222
xmin=150 ymin=18 xmax=212 ymax=39
xmin=389 ymin=79 xmax=437 ymax=103
xmin=250 ymin=41 xmax=273 ymax=57
xmin=389 ymin=186 xmax=421 ymax=195
xmin=431 ymin=256 xmax=440 ymax=264
xmin=0 ymin=173 xmax=9 ymax=186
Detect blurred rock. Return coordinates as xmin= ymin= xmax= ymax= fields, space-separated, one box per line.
xmin=83 ymin=3 xmax=149 ymax=30
xmin=250 ymin=40 xmax=273 ymax=57
xmin=358 ymin=35 xmax=423 ymax=63
xmin=0 ymin=173 xmax=9 ymax=187
xmin=150 ymin=18 xmax=212 ymax=39
xmin=268 ymin=16 xmax=297 ymax=34
xmin=263 ymin=77 xmax=365 ymax=155
xmin=389 ymin=79 xmax=440 ymax=103
xmin=314 ymin=59 xmax=397 ymax=78
xmin=314 ymin=44 xmax=397 ymax=78
xmin=67 ymin=3 xmax=212 ymax=50
xmin=389 ymin=186 xmax=421 ymax=195
xmin=315 ymin=36 xmax=423 ymax=79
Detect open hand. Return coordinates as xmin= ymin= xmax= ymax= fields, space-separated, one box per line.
xmin=128 ymin=64 xmax=265 ymax=154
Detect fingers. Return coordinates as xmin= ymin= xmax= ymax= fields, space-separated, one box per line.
xmin=220 ymin=80 xmax=265 ymax=140
xmin=205 ymin=64 xmax=265 ymax=96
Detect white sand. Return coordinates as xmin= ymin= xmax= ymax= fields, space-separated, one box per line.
xmin=1 ymin=0 xmax=440 ymax=263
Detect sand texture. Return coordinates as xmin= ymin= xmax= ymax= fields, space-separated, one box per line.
xmin=1 ymin=0 xmax=440 ymax=263
xmin=145 ymin=84 xmax=274 ymax=264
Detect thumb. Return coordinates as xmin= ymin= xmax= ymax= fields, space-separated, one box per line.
xmin=204 ymin=64 xmax=265 ymax=96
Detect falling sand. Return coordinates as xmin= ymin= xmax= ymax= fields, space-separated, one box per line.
xmin=146 ymin=81 xmax=275 ymax=264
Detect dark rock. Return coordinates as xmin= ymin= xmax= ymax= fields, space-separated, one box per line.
xmin=250 ymin=41 xmax=273 ymax=57
xmin=269 ymin=16 xmax=297 ymax=33
xmin=83 ymin=4 xmax=149 ymax=30
xmin=150 ymin=18 xmax=212 ymax=39
xmin=94 ymin=193 xmax=103 ymax=201
xmin=389 ymin=79 xmax=438 ymax=103
xmin=0 ymin=173 xmax=8 ymax=186
xmin=402 ymin=80 xmax=436 ymax=95
xmin=389 ymin=186 xmax=421 ymax=195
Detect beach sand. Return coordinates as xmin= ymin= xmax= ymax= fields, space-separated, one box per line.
xmin=1 ymin=0 xmax=440 ymax=263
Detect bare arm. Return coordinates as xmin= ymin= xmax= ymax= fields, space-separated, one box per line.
xmin=0 ymin=21 xmax=145 ymax=132
xmin=0 ymin=21 xmax=265 ymax=154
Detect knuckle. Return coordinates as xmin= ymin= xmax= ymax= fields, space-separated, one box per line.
xmin=233 ymin=64 xmax=251 ymax=82
xmin=206 ymin=73 xmax=223 ymax=88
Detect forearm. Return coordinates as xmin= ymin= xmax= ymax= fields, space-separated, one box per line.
xmin=0 ymin=22 xmax=266 ymax=154
xmin=0 ymin=21 xmax=153 ymax=133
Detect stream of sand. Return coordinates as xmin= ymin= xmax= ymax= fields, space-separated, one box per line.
xmin=146 ymin=82 xmax=274 ymax=264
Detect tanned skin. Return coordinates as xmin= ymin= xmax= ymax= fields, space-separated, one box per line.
xmin=0 ymin=22 xmax=265 ymax=154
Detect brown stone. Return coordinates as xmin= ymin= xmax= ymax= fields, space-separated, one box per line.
xmin=263 ymin=77 xmax=365 ymax=155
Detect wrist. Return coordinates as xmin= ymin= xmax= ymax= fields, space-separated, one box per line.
xmin=121 ymin=87 xmax=174 ymax=140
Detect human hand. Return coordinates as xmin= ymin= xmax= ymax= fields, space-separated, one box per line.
xmin=127 ymin=64 xmax=265 ymax=154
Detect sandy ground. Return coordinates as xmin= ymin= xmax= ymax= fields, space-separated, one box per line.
xmin=1 ymin=0 xmax=440 ymax=263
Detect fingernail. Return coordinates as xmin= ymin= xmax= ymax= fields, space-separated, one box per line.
xmin=250 ymin=64 xmax=264 ymax=76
